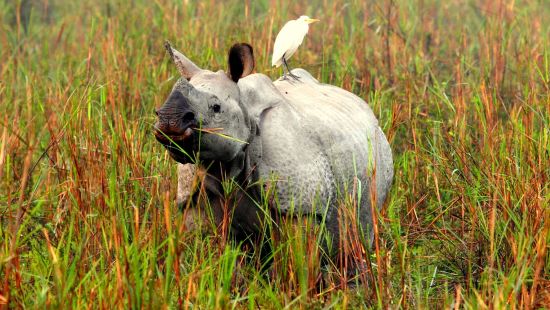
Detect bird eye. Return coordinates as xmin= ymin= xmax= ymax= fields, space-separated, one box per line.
xmin=212 ymin=104 xmax=221 ymax=113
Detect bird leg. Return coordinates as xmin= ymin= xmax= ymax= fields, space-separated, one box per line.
xmin=280 ymin=56 xmax=290 ymax=81
xmin=282 ymin=56 xmax=301 ymax=80
xmin=281 ymin=68 xmax=289 ymax=81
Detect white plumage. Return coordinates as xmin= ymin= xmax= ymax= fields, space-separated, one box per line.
xmin=272 ymin=16 xmax=319 ymax=79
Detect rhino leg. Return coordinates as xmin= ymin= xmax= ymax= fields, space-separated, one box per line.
xmin=177 ymin=163 xmax=225 ymax=233
xmin=181 ymin=201 xmax=224 ymax=233
xmin=177 ymin=163 xmax=196 ymax=208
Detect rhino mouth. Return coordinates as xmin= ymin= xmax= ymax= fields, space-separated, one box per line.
xmin=154 ymin=125 xmax=197 ymax=163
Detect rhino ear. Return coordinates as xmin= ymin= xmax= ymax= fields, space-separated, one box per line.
xmin=164 ymin=41 xmax=201 ymax=79
xmin=228 ymin=43 xmax=255 ymax=83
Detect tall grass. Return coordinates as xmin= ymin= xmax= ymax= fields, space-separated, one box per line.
xmin=1 ymin=0 xmax=548 ymax=308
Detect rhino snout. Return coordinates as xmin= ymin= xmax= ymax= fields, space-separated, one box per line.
xmin=154 ymin=91 xmax=198 ymax=143
xmin=153 ymin=118 xmax=196 ymax=163
xmin=153 ymin=114 xmax=196 ymax=143
xmin=154 ymin=125 xmax=193 ymax=142
xmin=153 ymin=91 xmax=200 ymax=163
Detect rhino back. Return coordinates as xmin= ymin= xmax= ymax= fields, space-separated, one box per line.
xmin=238 ymin=71 xmax=392 ymax=217
xmin=273 ymin=70 xmax=384 ymax=188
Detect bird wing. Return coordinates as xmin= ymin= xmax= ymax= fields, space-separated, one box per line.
xmin=272 ymin=20 xmax=299 ymax=67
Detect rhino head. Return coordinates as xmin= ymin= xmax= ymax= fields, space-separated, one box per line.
xmin=154 ymin=42 xmax=256 ymax=167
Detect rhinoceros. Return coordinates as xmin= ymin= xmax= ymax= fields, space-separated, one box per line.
xmin=154 ymin=42 xmax=393 ymax=257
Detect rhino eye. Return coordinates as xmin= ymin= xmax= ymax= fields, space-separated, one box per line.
xmin=212 ymin=104 xmax=221 ymax=113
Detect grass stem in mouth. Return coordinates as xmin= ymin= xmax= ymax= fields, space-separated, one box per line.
xmin=193 ymin=128 xmax=249 ymax=144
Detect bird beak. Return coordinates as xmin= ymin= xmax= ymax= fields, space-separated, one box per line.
xmin=306 ymin=18 xmax=320 ymax=24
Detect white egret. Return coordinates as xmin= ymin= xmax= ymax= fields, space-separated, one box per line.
xmin=272 ymin=15 xmax=319 ymax=80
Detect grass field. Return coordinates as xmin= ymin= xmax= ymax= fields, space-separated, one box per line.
xmin=1 ymin=0 xmax=549 ymax=308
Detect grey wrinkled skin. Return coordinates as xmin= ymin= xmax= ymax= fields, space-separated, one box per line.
xmin=155 ymin=43 xmax=393 ymax=257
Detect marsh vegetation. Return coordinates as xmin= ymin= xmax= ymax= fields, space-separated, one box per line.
xmin=1 ymin=0 xmax=549 ymax=308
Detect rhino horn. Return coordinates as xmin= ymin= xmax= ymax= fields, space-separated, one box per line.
xmin=164 ymin=41 xmax=201 ymax=79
